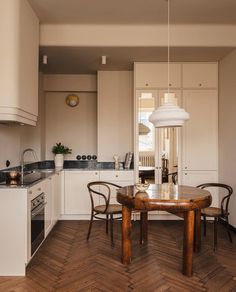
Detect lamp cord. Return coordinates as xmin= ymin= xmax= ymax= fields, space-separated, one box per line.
xmin=167 ymin=0 xmax=170 ymax=95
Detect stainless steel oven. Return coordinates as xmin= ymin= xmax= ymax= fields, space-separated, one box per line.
xmin=31 ymin=193 xmax=46 ymax=255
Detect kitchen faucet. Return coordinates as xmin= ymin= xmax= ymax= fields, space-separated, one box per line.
xmin=20 ymin=148 xmax=38 ymax=174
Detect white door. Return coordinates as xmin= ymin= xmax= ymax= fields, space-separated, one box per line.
xmin=182 ymin=90 xmax=218 ymax=171
xmin=182 ymin=170 xmax=219 ymax=207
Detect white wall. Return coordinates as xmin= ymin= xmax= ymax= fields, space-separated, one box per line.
xmin=219 ymin=49 xmax=236 ymax=228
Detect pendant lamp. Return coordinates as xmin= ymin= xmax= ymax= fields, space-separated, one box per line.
xmin=139 ymin=122 xmax=150 ymax=135
xmin=149 ymin=0 xmax=189 ymax=128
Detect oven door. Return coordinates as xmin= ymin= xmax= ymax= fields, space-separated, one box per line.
xmin=31 ymin=201 xmax=45 ymax=255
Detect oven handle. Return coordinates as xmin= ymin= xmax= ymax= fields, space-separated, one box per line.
xmin=31 ymin=202 xmax=47 ymax=218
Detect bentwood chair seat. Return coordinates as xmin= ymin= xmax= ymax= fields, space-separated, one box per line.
xmin=197 ymin=182 xmax=233 ymax=251
xmin=94 ymin=204 xmax=122 ymax=214
xmin=201 ymin=207 xmax=229 ymax=217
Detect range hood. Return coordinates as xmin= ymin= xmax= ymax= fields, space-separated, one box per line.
xmin=0 ymin=108 xmax=37 ymax=126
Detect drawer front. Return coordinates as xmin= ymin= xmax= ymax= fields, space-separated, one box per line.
xmin=28 ymin=181 xmax=45 ymax=200
xmin=99 ymin=171 xmax=134 ymax=182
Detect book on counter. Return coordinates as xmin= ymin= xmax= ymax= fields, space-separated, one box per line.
xmin=124 ymin=152 xmax=133 ymax=169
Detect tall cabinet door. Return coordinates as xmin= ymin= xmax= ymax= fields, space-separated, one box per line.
xmin=182 ymin=90 xmax=218 ymax=171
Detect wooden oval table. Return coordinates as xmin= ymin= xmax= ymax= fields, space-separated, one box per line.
xmin=117 ymin=184 xmax=212 ymax=277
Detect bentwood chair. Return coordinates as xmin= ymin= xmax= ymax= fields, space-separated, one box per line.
xmin=87 ymin=181 xmax=122 ymax=245
xmin=197 ymin=183 xmax=233 ymax=251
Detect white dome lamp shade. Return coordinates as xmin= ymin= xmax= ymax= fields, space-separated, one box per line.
xmin=149 ymin=0 xmax=189 ymax=128
xmin=149 ymin=93 xmax=189 ymax=128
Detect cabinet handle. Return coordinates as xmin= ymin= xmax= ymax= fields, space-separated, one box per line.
xmin=38 ymin=187 xmax=41 ymax=191
xmin=199 ymin=83 xmax=202 ymax=87
xmin=185 ymin=167 xmax=187 ymax=169
xmin=185 ymin=173 xmax=187 ymax=175
xmin=116 ymin=175 xmax=118 ymax=178
xmin=95 ymin=172 xmax=98 ymax=175
xmin=169 ymin=83 xmax=172 ymax=87
xmin=48 ymin=177 xmax=52 ymax=180
xmin=145 ymin=83 xmax=149 ymax=86
xmin=28 ymin=190 xmax=32 ymax=194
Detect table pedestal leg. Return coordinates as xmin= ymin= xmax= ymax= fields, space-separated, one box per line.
xmin=194 ymin=209 xmax=201 ymax=252
xmin=183 ymin=210 xmax=194 ymax=277
xmin=122 ymin=206 xmax=132 ymax=265
xmin=140 ymin=211 xmax=148 ymax=244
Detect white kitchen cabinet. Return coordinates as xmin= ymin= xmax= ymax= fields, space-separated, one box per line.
xmin=182 ymin=63 xmax=218 ymax=88
xmin=64 ymin=170 xmax=99 ymax=215
xmin=51 ymin=172 xmax=62 ymax=224
xmin=182 ymin=171 xmax=219 ymax=207
xmin=99 ymin=170 xmax=134 ymax=204
xmin=0 ymin=0 xmax=39 ymax=125
xmin=182 ymin=90 xmax=218 ymax=171
xmin=97 ymin=71 xmax=133 ymax=162
xmin=44 ymin=178 xmax=53 ymax=236
xmin=135 ymin=62 xmax=181 ymax=88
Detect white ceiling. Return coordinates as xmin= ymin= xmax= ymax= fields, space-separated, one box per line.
xmin=28 ymin=0 xmax=236 ymax=74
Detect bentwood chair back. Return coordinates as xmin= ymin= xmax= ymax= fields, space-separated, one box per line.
xmin=197 ymin=183 xmax=233 ymax=251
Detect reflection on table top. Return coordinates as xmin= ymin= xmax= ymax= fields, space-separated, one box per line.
xmin=117 ymin=183 xmax=211 ymax=203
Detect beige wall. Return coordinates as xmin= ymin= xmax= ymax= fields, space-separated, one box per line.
xmin=45 ymin=91 xmax=97 ymax=160
xmin=44 ymin=74 xmax=97 ymax=160
xmin=0 ymin=73 xmax=45 ymax=169
xmin=20 ymin=72 xmax=45 ymax=161
xmin=0 ymin=125 xmax=21 ymax=169
xmin=219 ymin=49 xmax=236 ymax=228
xmin=40 ymin=24 xmax=236 ymax=47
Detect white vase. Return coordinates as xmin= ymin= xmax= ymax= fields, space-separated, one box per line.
xmin=54 ymin=154 xmax=64 ymax=168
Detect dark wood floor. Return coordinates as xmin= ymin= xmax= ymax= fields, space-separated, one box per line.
xmin=1 ymin=220 xmax=236 ymax=291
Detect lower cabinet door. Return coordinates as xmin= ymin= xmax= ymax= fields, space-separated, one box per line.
xmin=99 ymin=170 xmax=134 ymax=205
xmin=44 ymin=178 xmax=53 ymax=236
xmin=65 ymin=171 xmax=99 ymax=214
xmin=52 ymin=172 xmax=62 ymax=224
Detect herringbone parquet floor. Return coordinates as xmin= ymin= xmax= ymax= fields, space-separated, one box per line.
xmin=0 ymin=220 xmax=236 ymax=292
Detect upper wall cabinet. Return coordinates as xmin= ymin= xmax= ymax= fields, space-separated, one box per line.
xmin=182 ymin=63 xmax=218 ymax=88
xmin=135 ymin=63 xmax=181 ymax=89
xmin=0 ymin=0 xmax=39 ymax=126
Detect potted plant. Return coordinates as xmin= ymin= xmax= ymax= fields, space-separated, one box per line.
xmin=52 ymin=142 xmax=72 ymax=168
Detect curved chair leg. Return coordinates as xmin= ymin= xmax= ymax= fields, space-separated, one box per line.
xmin=110 ymin=214 xmax=114 ymax=245
xmin=106 ymin=214 xmax=109 ymax=234
xmin=203 ymin=215 xmax=207 ymax=237
xmin=225 ymin=216 xmax=233 ymax=243
xmin=213 ymin=217 xmax=218 ymax=251
xmin=87 ymin=212 xmax=94 ymax=241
